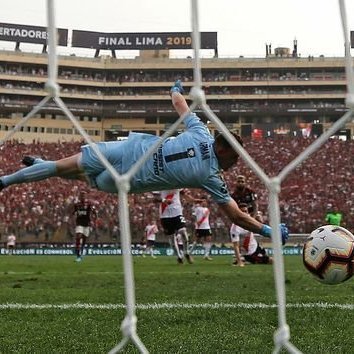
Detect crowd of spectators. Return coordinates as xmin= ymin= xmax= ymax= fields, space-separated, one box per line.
xmin=0 ymin=63 xmax=348 ymax=124
xmin=1 ymin=97 xmax=345 ymax=118
xmin=0 ymin=80 xmax=347 ymax=98
xmin=0 ymin=137 xmax=352 ymax=244
xmin=0 ymin=63 xmax=346 ymax=83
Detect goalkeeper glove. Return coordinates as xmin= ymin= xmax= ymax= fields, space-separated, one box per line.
xmin=260 ymin=223 xmax=289 ymax=245
xmin=170 ymin=79 xmax=184 ymax=95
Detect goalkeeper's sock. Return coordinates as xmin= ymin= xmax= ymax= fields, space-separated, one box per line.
xmin=1 ymin=161 xmax=57 ymax=187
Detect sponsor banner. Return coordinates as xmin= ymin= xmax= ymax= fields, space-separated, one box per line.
xmin=0 ymin=246 xmax=303 ymax=256
xmin=0 ymin=248 xmax=73 ymax=255
xmin=0 ymin=22 xmax=68 ymax=46
xmin=71 ymin=31 xmax=217 ymax=50
xmin=266 ymin=247 xmax=303 ymax=256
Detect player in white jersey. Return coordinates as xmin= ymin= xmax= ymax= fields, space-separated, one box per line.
xmin=231 ymin=205 xmax=273 ymax=265
xmin=159 ymin=189 xmax=184 ymax=219
xmin=144 ymin=221 xmax=158 ymax=258
xmin=156 ymin=189 xmax=200 ymax=264
xmin=0 ymin=80 xmax=288 ymax=246
xmin=190 ymin=199 xmax=213 ymax=260
xmin=243 ymin=210 xmax=273 ymax=264
xmin=6 ymin=231 xmax=16 ymax=255
xmin=230 ymin=225 xmax=246 ymax=267
xmin=242 ymin=231 xmax=273 ymax=264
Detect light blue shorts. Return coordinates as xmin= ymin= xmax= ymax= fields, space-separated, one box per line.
xmin=79 ymin=141 xmax=125 ymax=193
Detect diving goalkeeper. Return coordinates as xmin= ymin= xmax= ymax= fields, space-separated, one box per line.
xmin=0 ymin=80 xmax=288 ymax=243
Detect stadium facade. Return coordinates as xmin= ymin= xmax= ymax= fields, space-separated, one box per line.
xmin=0 ymin=34 xmax=353 ymax=142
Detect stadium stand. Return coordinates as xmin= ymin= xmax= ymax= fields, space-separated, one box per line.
xmin=0 ymin=137 xmax=352 ymax=245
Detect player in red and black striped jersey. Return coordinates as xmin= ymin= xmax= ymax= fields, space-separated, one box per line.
xmin=231 ymin=175 xmax=258 ymax=217
xmin=73 ymin=191 xmax=97 ymax=262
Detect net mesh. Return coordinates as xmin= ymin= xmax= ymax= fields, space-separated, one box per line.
xmin=1 ymin=1 xmax=353 ymax=353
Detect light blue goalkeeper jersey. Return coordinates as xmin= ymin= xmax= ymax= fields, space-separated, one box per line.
xmin=80 ymin=113 xmax=231 ymax=203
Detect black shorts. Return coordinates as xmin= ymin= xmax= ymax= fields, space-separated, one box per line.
xmin=244 ymin=246 xmax=270 ymax=264
xmin=160 ymin=215 xmax=186 ymax=235
xmin=195 ymin=229 xmax=212 ymax=238
xmin=146 ymin=240 xmax=155 ymax=247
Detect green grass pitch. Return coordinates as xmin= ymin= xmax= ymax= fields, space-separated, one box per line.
xmin=0 ymin=255 xmax=353 ymax=353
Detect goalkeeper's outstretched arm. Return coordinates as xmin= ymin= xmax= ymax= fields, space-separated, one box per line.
xmin=220 ymin=198 xmax=263 ymax=233
xmin=170 ymin=80 xmax=190 ymax=117
xmin=219 ymin=198 xmax=289 ymax=244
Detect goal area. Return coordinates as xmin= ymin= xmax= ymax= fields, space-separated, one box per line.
xmin=1 ymin=1 xmax=353 ymax=353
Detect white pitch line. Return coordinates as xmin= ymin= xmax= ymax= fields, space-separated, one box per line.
xmin=1 ymin=271 xmax=306 ymax=278
xmin=0 ymin=302 xmax=353 ymax=310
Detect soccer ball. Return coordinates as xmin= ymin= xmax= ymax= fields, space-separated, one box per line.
xmin=303 ymin=225 xmax=354 ymax=285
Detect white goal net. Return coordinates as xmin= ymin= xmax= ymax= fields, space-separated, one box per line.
xmin=1 ymin=1 xmax=353 ymax=353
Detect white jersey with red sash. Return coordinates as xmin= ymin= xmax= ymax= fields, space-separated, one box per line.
xmin=145 ymin=224 xmax=158 ymax=241
xmin=194 ymin=206 xmax=210 ymax=230
xmin=159 ymin=189 xmax=183 ymax=218
xmin=242 ymin=232 xmax=258 ymax=255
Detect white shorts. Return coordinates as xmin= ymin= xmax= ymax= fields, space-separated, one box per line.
xmin=75 ymin=225 xmax=90 ymax=238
